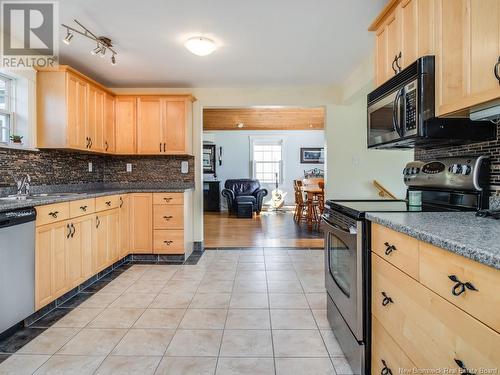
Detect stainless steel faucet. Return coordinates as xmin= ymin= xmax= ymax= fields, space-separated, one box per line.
xmin=11 ymin=173 xmax=31 ymax=196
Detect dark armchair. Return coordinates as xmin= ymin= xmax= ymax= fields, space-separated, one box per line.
xmin=221 ymin=179 xmax=268 ymax=214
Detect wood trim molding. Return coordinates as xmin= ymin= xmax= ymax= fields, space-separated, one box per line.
xmin=368 ymin=0 xmax=400 ymax=31
xmin=203 ymin=107 xmax=325 ymax=131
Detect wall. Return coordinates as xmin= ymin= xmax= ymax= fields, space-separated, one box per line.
xmin=415 ymin=123 xmax=500 ymax=195
xmin=0 ymin=147 xmax=195 ymax=194
xmin=203 ymin=130 xmax=325 ymax=207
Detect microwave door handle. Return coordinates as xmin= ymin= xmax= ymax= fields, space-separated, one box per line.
xmin=392 ymin=88 xmax=404 ymax=137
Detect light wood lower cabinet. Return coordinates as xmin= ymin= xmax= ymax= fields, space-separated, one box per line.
xmin=153 ymin=230 xmax=184 ymax=254
xmin=130 ymin=193 xmax=153 ymax=253
xmin=94 ymin=208 xmax=119 ymax=273
xmin=371 ymin=225 xmax=500 ymax=371
xmin=119 ymin=195 xmax=130 ymax=259
xmin=67 ymin=215 xmax=94 ymax=288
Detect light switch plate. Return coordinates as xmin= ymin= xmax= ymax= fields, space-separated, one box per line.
xmin=88 ymin=162 xmax=93 ymax=172
xmin=126 ymin=163 xmax=132 ymax=172
xmin=181 ymin=161 xmax=189 ymax=174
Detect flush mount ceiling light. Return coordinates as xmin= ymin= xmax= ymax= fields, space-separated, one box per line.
xmin=61 ymin=19 xmax=118 ymax=65
xmin=184 ymin=36 xmax=217 ymax=56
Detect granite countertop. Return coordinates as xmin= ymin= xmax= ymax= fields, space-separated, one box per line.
xmin=366 ymin=212 xmax=500 ymax=270
xmin=0 ymin=184 xmax=194 ymax=212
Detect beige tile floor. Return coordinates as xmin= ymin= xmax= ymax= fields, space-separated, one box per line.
xmin=0 ymin=248 xmax=352 ymax=375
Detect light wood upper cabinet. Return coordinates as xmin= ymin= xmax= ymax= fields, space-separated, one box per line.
xmin=130 ymin=193 xmax=153 ymax=253
xmin=66 ymin=73 xmax=88 ymax=150
xmin=104 ymin=94 xmax=115 ymax=153
xmin=115 ymin=96 xmax=137 ymax=154
xmin=87 ymin=84 xmax=106 ymax=152
xmin=375 ymin=26 xmax=389 ymax=86
xmin=163 ymin=99 xmax=190 ymax=154
xmin=400 ymin=0 xmax=418 ymax=68
xmin=137 ymin=96 xmax=163 ymax=154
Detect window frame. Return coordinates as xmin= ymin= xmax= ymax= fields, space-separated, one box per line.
xmin=249 ymin=137 xmax=285 ymax=184
xmin=0 ymin=73 xmax=14 ymax=145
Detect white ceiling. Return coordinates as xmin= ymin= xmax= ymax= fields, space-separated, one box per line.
xmin=59 ymin=0 xmax=386 ymax=88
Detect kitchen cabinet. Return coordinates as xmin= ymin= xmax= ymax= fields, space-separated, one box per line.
xmin=66 ymin=73 xmax=88 ymax=150
xmin=130 ymin=193 xmax=153 ymax=253
xmin=94 ymin=208 xmax=119 ymax=273
xmin=104 ymin=94 xmax=115 ymax=153
xmin=87 ymin=84 xmax=106 ymax=152
xmin=35 ymin=221 xmax=68 ymax=310
xmin=136 ymin=96 xmax=192 ymax=155
xmin=115 ymin=96 xmax=137 ymax=154
xmin=119 ymin=195 xmax=130 ymax=259
xmin=67 ymin=214 xmax=94 ymax=288
xmin=137 ymin=96 xmax=163 ymax=154
xmin=371 ymin=224 xmax=500 ymax=372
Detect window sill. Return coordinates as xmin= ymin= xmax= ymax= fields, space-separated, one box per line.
xmin=0 ymin=143 xmax=39 ymax=152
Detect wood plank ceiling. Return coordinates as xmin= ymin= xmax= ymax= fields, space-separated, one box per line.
xmin=203 ymin=107 xmax=325 ymax=131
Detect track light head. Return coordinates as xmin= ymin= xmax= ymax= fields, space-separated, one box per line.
xmin=111 ymin=54 xmax=117 ymax=65
xmin=90 ymin=44 xmax=101 ymax=55
xmin=63 ymin=30 xmax=73 ymax=45
xmin=100 ymin=46 xmax=106 ymax=57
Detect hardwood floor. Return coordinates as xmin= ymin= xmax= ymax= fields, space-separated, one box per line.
xmin=204 ymin=210 xmax=324 ymax=248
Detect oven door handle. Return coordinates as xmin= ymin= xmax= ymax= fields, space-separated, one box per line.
xmin=392 ymin=87 xmax=404 ymax=137
xmin=322 ymin=215 xmax=356 ymax=235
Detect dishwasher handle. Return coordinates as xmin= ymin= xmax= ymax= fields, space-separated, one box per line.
xmin=0 ymin=208 xmax=36 ymax=228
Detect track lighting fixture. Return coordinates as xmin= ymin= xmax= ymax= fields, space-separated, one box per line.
xmin=61 ymin=19 xmax=118 ymax=65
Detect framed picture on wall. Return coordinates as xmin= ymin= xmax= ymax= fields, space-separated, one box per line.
xmin=300 ymin=147 xmax=324 ymax=164
xmin=203 ymin=144 xmax=216 ymax=174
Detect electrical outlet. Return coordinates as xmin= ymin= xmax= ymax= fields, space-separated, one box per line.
xmin=126 ymin=163 xmax=132 ymax=172
xmin=88 ymin=162 xmax=93 ymax=172
xmin=181 ymin=161 xmax=189 ymax=174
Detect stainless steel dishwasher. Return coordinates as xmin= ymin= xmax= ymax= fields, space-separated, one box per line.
xmin=0 ymin=208 xmax=36 ymax=335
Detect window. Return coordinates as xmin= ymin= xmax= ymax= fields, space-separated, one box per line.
xmin=251 ymin=139 xmax=283 ymax=184
xmin=0 ymin=75 xmax=13 ymax=144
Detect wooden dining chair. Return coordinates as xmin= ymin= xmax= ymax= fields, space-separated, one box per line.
xmin=293 ymin=180 xmax=307 ymax=223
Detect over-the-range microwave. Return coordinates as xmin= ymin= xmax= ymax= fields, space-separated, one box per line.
xmin=367 ymin=55 xmax=496 ymax=149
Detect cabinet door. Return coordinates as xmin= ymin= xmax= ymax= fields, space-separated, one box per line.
xmin=87 ymin=85 xmax=105 ymax=152
xmin=468 ymin=0 xmax=500 ymax=105
xmin=119 ymin=195 xmax=130 ymax=259
xmin=130 ymin=193 xmax=153 ymax=253
xmin=106 ymin=209 xmax=119 ymax=264
xmin=94 ymin=213 xmax=109 ymax=273
xmin=375 ymin=25 xmax=389 ymax=86
xmin=163 ymin=99 xmax=187 ymax=154
xmin=386 ymin=9 xmax=402 ymax=76
xmin=401 ymin=0 xmax=418 ymax=68
xmin=137 ymin=96 xmax=163 ymax=154
xmin=104 ymin=94 xmax=115 ymax=153
xmin=67 ymin=215 xmax=93 ymax=289
xmin=67 ymin=74 xmax=87 ymax=150
xmin=35 ymin=221 xmax=69 ymax=309
xmin=115 ymin=97 xmax=137 ymax=154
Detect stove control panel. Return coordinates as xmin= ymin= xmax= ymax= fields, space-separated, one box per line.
xmin=403 ymin=156 xmax=489 ymax=191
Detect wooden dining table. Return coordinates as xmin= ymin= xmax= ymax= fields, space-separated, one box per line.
xmin=301 ymin=184 xmax=323 ymax=231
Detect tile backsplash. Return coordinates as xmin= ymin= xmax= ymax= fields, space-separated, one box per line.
xmin=415 ymin=123 xmax=500 ymax=194
xmin=0 ymin=148 xmax=194 ymax=190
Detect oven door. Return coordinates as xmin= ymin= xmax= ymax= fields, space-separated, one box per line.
xmin=368 ymin=87 xmax=405 ymax=148
xmin=324 ymin=217 xmax=364 ymax=342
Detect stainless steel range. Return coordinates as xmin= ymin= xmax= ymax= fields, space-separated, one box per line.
xmin=322 ymin=156 xmax=490 ymax=375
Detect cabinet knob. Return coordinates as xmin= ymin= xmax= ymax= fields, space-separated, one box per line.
xmin=381 ymin=291 xmax=393 ymax=306
xmin=383 ymin=242 xmax=396 ymax=255
xmin=49 ymin=211 xmax=59 ymax=218
xmin=380 ymin=360 xmax=392 ymax=375
xmin=164 ymin=240 xmax=173 ymax=245
xmin=448 ymin=275 xmax=478 ymax=296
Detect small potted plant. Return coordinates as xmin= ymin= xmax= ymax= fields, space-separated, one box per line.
xmin=10 ymin=135 xmax=23 ymax=144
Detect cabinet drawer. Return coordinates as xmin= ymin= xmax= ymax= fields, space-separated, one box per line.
xmin=153 ymin=205 xmax=183 ymax=229
xmin=153 ymin=230 xmax=184 ymax=254
xmin=371 ymin=223 xmax=419 ymax=279
xmin=419 ymin=242 xmax=500 ymax=333
xmin=69 ymin=198 xmax=96 ymax=218
xmin=95 ymin=195 xmax=120 ymax=211
xmin=36 ymin=202 xmax=70 ymax=226
xmin=371 ymin=315 xmax=415 ymax=374
xmin=153 ymin=192 xmax=183 ymax=205
xmin=372 ymin=253 xmax=500 ymax=369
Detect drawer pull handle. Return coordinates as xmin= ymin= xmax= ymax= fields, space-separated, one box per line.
xmin=163 ymin=197 xmax=172 ymax=202
xmin=381 ymin=292 xmax=393 ymax=306
xmin=105 ymin=201 xmax=111 ymax=206
xmin=80 ymin=205 xmax=87 ymax=211
xmin=448 ymin=275 xmax=478 ymax=296
xmin=66 ymin=224 xmax=71 ymax=238
xmin=70 ymin=223 xmax=75 ymax=238
xmin=163 ymin=215 xmax=173 ymax=220
xmin=119 ymin=197 xmax=123 ymax=208
xmin=455 ymin=359 xmax=473 ymax=375
xmin=49 ymin=211 xmax=59 ymax=218
xmin=380 ymin=360 xmax=392 ymax=375
xmin=383 ymin=242 xmax=396 ymax=255
xmin=164 ymin=240 xmax=173 ymax=245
